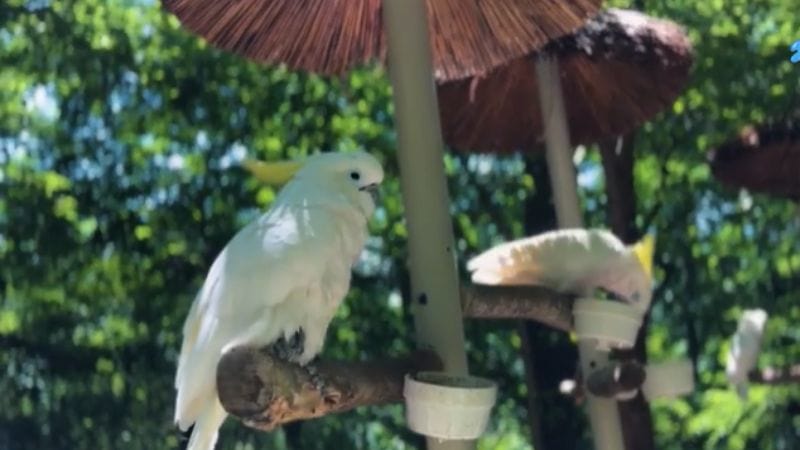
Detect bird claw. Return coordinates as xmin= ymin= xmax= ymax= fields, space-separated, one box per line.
xmin=304 ymin=362 xmax=340 ymax=404
xmin=305 ymin=361 xmax=324 ymax=390
xmin=270 ymin=329 xmax=306 ymax=362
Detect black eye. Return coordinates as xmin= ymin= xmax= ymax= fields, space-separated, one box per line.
xmin=350 ymin=171 xmax=361 ymax=181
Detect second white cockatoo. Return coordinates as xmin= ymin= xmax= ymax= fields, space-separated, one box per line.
xmin=174 ymin=151 xmax=384 ymax=450
xmin=467 ymin=228 xmax=655 ymax=314
xmin=726 ymin=308 xmax=769 ymax=399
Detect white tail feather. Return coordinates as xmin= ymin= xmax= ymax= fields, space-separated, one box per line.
xmin=186 ymin=397 xmax=228 ymax=450
xmin=175 ymin=345 xmax=221 ymax=429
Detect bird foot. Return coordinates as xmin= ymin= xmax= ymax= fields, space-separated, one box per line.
xmin=304 ymin=361 xmax=341 ymax=405
xmin=305 ymin=360 xmax=324 ymax=391
xmin=270 ymin=329 xmax=306 ymax=362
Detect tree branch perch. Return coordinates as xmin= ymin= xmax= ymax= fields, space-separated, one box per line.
xmin=216 ymin=347 xmax=442 ymax=431
xmin=586 ymin=361 xmax=646 ymax=398
xmin=559 ymin=361 xmax=647 ymax=402
xmin=749 ymin=364 xmax=800 ymax=385
xmin=461 ymin=284 xmax=574 ymax=332
xmin=216 ymin=283 xmax=572 ymax=431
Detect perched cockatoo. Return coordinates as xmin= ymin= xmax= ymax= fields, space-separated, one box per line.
xmin=467 ymin=228 xmax=655 ymax=313
xmin=726 ymin=308 xmax=768 ymax=399
xmin=174 ymin=151 xmax=384 ymax=450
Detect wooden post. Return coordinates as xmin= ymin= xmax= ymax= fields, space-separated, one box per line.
xmin=383 ymin=1 xmax=474 ymax=447
xmin=536 ymin=56 xmax=626 ymax=450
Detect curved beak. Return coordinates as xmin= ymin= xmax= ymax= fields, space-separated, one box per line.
xmin=359 ymin=183 xmax=380 ymax=202
xmin=241 ymin=158 xmax=304 ymax=186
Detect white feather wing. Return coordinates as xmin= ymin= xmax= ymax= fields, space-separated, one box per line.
xmin=467 ymin=229 xmax=626 ymax=293
xmin=174 ymin=203 xmax=359 ymax=429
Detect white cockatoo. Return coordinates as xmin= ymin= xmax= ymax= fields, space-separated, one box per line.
xmin=174 ymin=151 xmax=384 ymax=450
xmin=726 ymin=308 xmax=768 ymax=399
xmin=467 ymin=228 xmax=655 ymax=313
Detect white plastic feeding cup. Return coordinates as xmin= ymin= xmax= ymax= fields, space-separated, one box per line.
xmin=642 ymin=359 xmax=695 ymax=401
xmin=403 ymin=371 xmax=498 ymax=440
xmin=573 ymin=298 xmax=643 ymax=351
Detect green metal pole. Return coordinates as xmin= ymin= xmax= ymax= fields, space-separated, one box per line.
xmin=535 ymin=57 xmax=626 ymax=450
xmin=382 ymin=1 xmax=473 ymax=449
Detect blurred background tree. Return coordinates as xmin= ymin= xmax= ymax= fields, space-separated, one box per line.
xmin=0 ymin=0 xmax=797 ymax=449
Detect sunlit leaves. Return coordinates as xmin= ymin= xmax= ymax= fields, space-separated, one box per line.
xmin=0 ymin=310 xmax=20 ymax=334
xmin=1 ymin=0 xmax=799 ymax=449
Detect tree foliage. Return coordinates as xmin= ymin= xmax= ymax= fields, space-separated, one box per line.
xmin=0 ymin=0 xmax=798 ymax=449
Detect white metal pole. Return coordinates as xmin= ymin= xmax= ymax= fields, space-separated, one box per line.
xmin=382 ymin=1 xmax=473 ymax=449
xmin=535 ymin=56 xmax=626 ymax=450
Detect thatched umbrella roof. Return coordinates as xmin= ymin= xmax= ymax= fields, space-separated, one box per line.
xmin=161 ymin=0 xmax=602 ymax=81
xmin=708 ymin=121 xmax=800 ymax=200
xmin=436 ymin=9 xmax=694 ymax=153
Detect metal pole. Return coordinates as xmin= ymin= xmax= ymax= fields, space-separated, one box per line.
xmin=382 ymin=1 xmax=473 ymax=450
xmin=535 ymin=57 xmax=626 ymax=450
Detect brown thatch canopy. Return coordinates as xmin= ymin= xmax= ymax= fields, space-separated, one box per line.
xmin=708 ymin=121 xmax=800 ymax=200
xmin=161 ymin=0 xmax=602 ymax=81
xmin=436 ymin=8 xmax=694 ymax=153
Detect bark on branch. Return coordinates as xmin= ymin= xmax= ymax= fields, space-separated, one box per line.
xmin=559 ymin=361 xmax=647 ymax=402
xmin=749 ymin=364 xmax=800 ymax=385
xmin=216 ymin=347 xmax=442 ymax=431
xmin=216 ymin=285 xmax=571 ymax=431
xmin=586 ymin=361 xmax=647 ymax=398
xmin=461 ymin=284 xmax=574 ymax=332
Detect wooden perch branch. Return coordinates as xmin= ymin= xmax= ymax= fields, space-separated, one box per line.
xmin=461 ymin=284 xmax=574 ymax=332
xmin=216 ymin=347 xmax=442 ymax=431
xmin=586 ymin=361 xmax=647 ymax=398
xmin=216 ymin=284 xmax=572 ymax=431
xmin=750 ymin=364 xmax=800 ymax=385
xmin=559 ymin=361 xmax=647 ymax=402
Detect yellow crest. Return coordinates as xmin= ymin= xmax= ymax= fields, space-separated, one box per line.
xmin=241 ymin=158 xmax=303 ymax=186
xmin=631 ymin=234 xmax=655 ymax=279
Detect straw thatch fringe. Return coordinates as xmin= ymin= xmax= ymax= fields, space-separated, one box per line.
xmin=436 ymin=8 xmax=694 ymax=152
xmin=162 ymin=0 xmax=601 ymax=81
